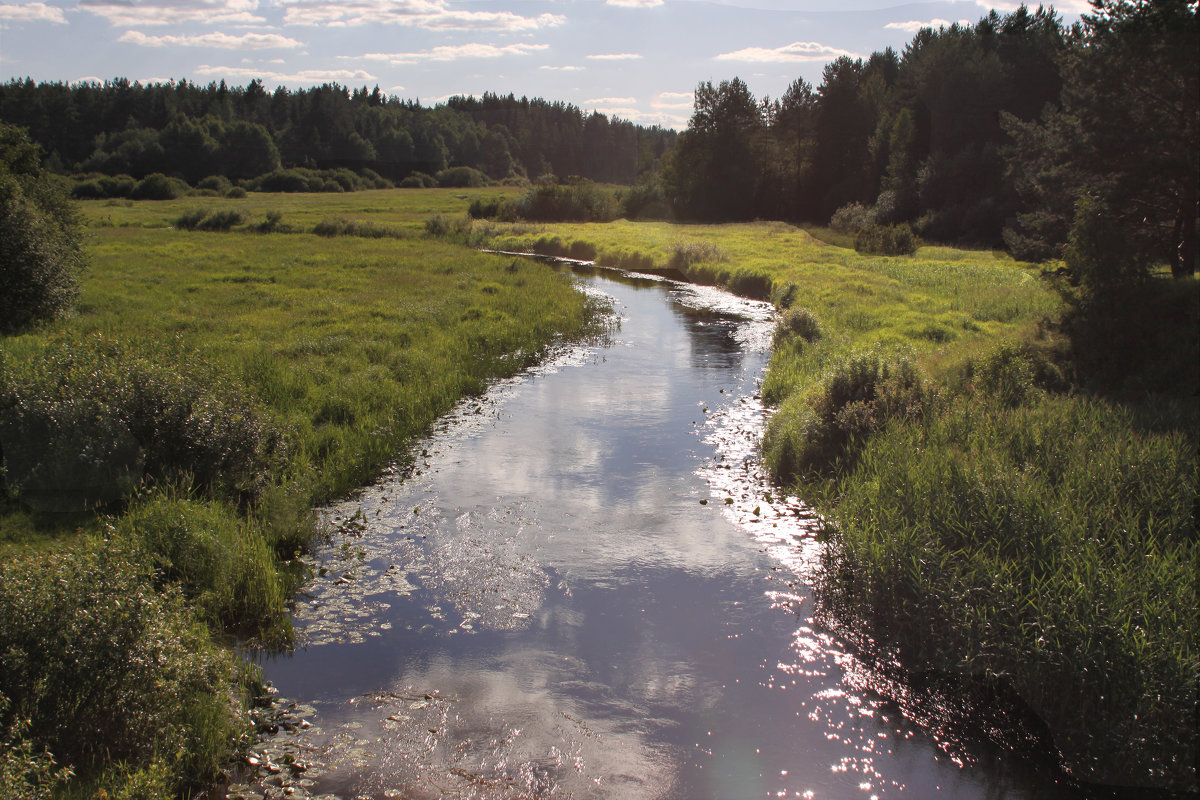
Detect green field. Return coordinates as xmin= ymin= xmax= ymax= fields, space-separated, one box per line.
xmin=1 ymin=189 xmax=1195 ymax=795
xmin=0 ymin=188 xmax=600 ymax=797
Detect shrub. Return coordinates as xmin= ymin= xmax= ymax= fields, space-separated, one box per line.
xmin=173 ymin=208 xmax=208 ymax=230
xmin=252 ymin=209 xmax=286 ymax=233
xmin=196 ymin=175 xmax=233 ymax=194
xmin=130 ymin=172 xmax=188 ymax=200
xmin=0 ymin=539 xmax=248 ymax=789
xmin=196 ymin=209 xmax=246 ymax=231
xmin=435 ymin=166 xmax=490 ymax=188
xmin=830 ymin=202 xmax=875 ymax=234
xmin=621 ymin=181 xmax=672 ymax=220
xmin=225 ymin=186 xmax=247 ymax=199
xmin=973 ymin=342 xmax=1037 ymax=407
xmin=467 ymin=196 xmax=510 ymax=220
xmin=764 ymin=350 xmax=931 ymax=482
xmin=400 ymin=171 xmax=436 ymax=188
xmin=773 ymin=307 xmax=823 ymax=346
xmin=854 ymin=223 xmax=918 ymax=256
xmin=511 ymin=180 xmax=618 ymax=222
xmin=0 ymin=125 xmax=87 ymax=334
xmin=0 ymin=333 xmax=286 ymax=509
xmin=0 ymin=695 xmax=71 ymax=800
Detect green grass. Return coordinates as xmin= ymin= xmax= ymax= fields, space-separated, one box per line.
xmin=444 ymin=213 xmax=1196 ymax=791
xmin=0 ymin=188 xmax=600 ymax=797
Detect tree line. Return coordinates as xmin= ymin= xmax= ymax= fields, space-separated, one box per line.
xmin=0 ymin=79 xmax=676 ymax=186
xmin=664 ymin=1 xmax=1196 ymax=277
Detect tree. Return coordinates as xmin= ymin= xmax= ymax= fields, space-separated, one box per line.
xmin=0 ymin=124 xmax=86 ymax=333
xmin=1006 ymin=0 xmax=1198 ymax=275
xmin=665 ymin=78 xmax=765 ymax=220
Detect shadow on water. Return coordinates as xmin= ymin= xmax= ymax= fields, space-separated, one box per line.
xmin=237 ymin=260 xmax=1096 ymax=800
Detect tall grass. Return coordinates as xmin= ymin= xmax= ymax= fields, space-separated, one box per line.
xmin=823 ymin=393 xmax=1197 ymax=790
xmin=1 ymin=190 xmax=603 ymax=797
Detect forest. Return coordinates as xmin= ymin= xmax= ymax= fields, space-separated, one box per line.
xmin=1 ymin=4 xmax=1195 ymax=275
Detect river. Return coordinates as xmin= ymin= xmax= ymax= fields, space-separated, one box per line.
xmin=238 ymin=262 xmax=1080 ymax=799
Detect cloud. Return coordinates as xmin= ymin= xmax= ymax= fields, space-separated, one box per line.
xmin=605 ymin=0 xmax=663 ymax=7
xmin=80 ymin=0 xmax=265 ymax=26
xmin=359 ymin=42 xmax=548 ymax=65
xmin=586 ymin=96 xmax=636 ymax=105
xmin=539 ymin=65 xmax=584 ymax=71
xmin=120 ymin=30 xmax=304 ymax=48
xmin=586 ymin=53 xmax=642 ymax=61
xmin=0 ymin=2 xmax=66 ymax=23
xmin=278 ymin=0 xmax=564 ymax=31
xmin=716 ymin=41 xmax=858 ymax=63
xmin=884 ymin=18 xmax=968 ymax=32
xmin=194 ymin=64 xmax=377 ymax=84
xmin=977 ymin=0 xmax=1090 ymax=12
xmin=653 ymin=91 xmax=693 ymax=110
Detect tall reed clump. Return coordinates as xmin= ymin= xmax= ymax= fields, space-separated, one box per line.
xmin=823 ymin=392 xmax=1197 ymax=791
xmin=763 ymin=345 xmax=934 ymax=483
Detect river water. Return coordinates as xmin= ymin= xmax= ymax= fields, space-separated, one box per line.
xmin=241 ymin=263 xmax=1080 ymax=800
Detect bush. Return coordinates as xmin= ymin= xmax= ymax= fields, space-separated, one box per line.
xmin=0 ymin=539 xmax=248 ymax=789
xmin=830 ymin=201 xmax=875 ymax=234
xmin=467 ymin=196 xmax=509 ymax=220
xmin=225 ymin=186 xmax=247 ymax=199
xmin=197 ymin=175 xmax=233 ymax=194
xmin=435 ymin=166 xmax=490 ymax=188
xmin=130 ymin=172 xmax=188 ymax=200
xmin=0 ymin=333 xmax=286 ymax=509
xmin=400 ymin=171 xmax=436 ymax=188
xmin=854 ymin=222 xmax=918 ymax=256
xmin=773 ymin=307 xmax=823 ymax=347
xmin=0 ymin=695 xmax=71 ymax=800
xmin=764 ymin=349 xmax=931 ymax=482
xmin=511 ymin=179 xmax=618 ymax=222
xmin=174 ymin=208 xmax=245 ymax=232
xmin=252 ymin=209 xmax=286 ymax=233
xmin=0 ymin=125 xmax=87 ymax=334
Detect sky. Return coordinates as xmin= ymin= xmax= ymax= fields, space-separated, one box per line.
xmin=0 ymin=0 xmax=1088 ymax=129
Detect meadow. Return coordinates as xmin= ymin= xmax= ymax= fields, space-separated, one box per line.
xmin=429 ymin=207 xmax=1197 ymax=791
xmin=0 ymin=188 xmax=601 ymax=797
xmin=1 ymin=188 xmax=1195 ymax=795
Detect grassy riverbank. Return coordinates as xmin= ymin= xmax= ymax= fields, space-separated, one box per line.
xmin=431 ymin=213 xmax=1198 ymax=792
xmin=0 ymin=189 xmax=599 ymax=797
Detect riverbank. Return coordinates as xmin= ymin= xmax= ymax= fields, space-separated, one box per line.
xmin=428 ymin=213 xmax=1198 ymax=792
xmin=0 ymin=190 xmax=602 ymax=797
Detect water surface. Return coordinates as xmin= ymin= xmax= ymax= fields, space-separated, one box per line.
xmin=244 ymin=264 xmax=1078 ymax=799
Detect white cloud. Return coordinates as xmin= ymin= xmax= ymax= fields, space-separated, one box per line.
xmin=605 ymin=0 xmax=663 ymax=7
xmin=977 ymin=0 xmax=1090 ymax=12
xmin=194 ymin=64 xmax=377 ymax=83
xmin=80 ymin=0 xmax=265 ymax=26
xmin=586 ymin=96 xmax=636 ymax=105
xmin=653 ymin=91 xmax=692 ymax=110
xmin=0 ymin=2 xmax=66 ymax=23
xmin=278 ymin=0 xmax=564 ymax=31
xmin=120 ymin=30 xmax=304 ymax=48
xmin=716 ymin=41 xmax=858 ymax=63
xmin=884 ymin=18 xmax=968 ymax=33
xmin=586 ymin=52 xmax=642 ymax=61
xmin=359 ymin=42 xmax=548 ymax=64
xmin=539 ymin=65 xmax=584 ymax=71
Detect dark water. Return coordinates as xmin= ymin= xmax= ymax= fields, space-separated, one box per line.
xmin=242 ymin=265 xmax=1080 ymax=800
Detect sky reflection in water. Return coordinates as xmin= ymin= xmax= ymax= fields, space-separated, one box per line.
xmin=248 ymin=266 xmax=1077 ymax=800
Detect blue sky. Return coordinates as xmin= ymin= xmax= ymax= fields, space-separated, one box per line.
xmin=0 ymin=0 xmax=1086 ymax=128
